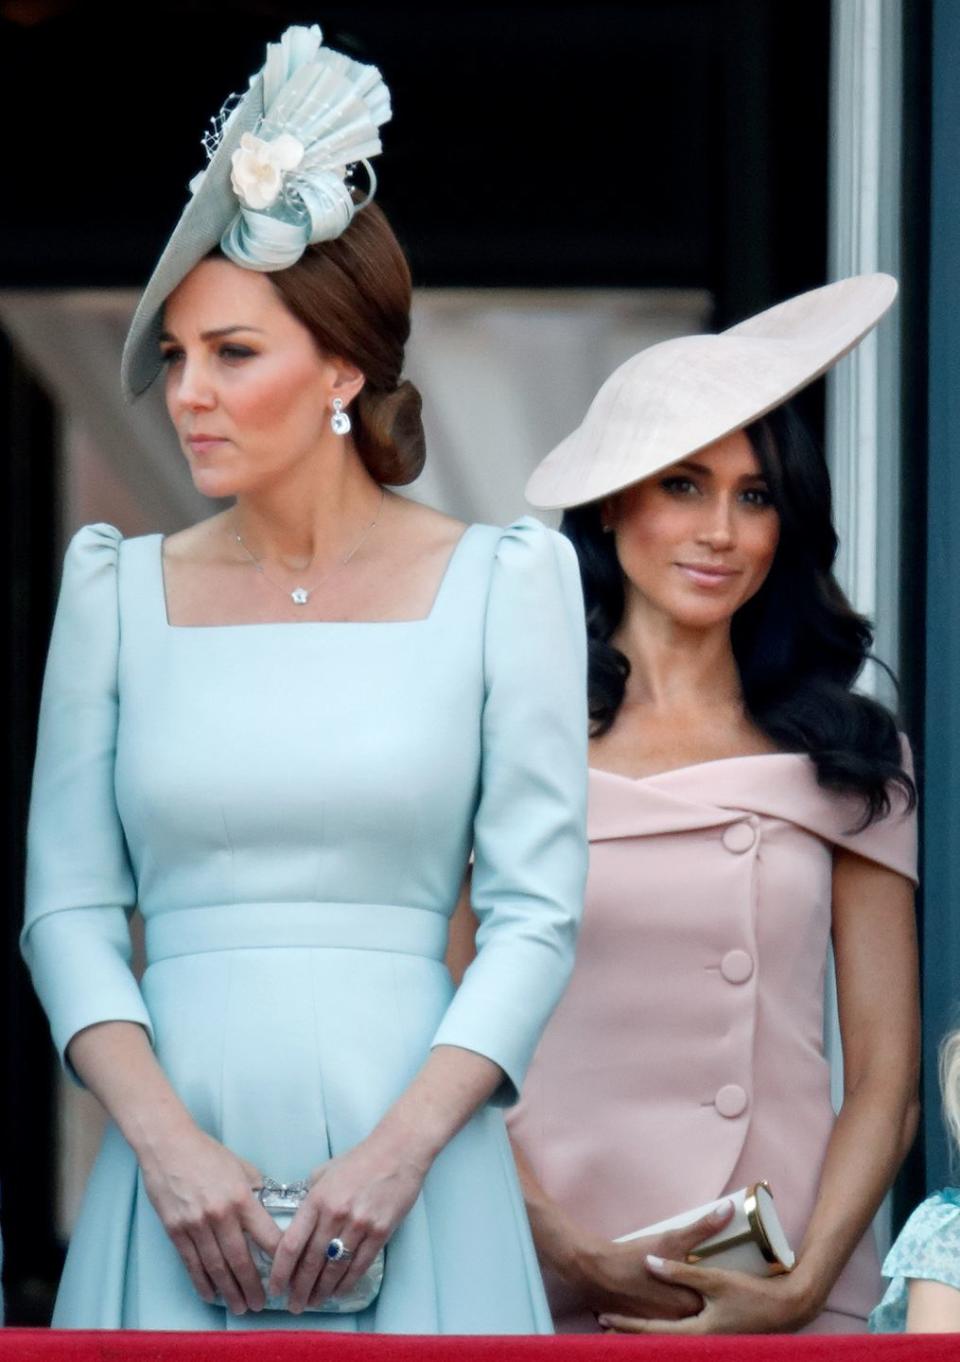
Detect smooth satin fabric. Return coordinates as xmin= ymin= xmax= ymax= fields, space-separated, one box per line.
xmin=23 ymin=517 xmax=588 ymax=1332
xmin=508 ymin=755 xmax=917 ymax=1333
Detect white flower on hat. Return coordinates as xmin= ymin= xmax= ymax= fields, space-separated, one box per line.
xmin=230 ymin=131 xmax=305 ymax=211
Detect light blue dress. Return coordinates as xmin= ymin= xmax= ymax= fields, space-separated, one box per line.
xmin=22 ymin=517 xmax=588 ymax=1332
xmin=870 ymin=1189 xmax=960 ymax=1332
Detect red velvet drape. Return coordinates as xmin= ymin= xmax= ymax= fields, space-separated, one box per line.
xmin=1 ymin=1331 xmax=958 ymax=1360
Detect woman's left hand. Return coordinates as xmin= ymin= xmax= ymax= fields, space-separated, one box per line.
xmin=598 ymin=1254 xmax=817 ymax=1335
xmin=266 ymin=1132 xmax=429 ymax=1312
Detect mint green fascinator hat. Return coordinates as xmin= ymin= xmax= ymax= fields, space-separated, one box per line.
xmin=121 ymin=24 xmax=391 ymax=400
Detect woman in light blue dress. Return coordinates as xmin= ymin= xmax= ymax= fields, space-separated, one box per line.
xmin=21 ymin=27 xmax=587 ymax=1332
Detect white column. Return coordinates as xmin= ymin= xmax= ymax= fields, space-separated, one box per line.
xmin=826 ymin=0 xmax=903 ymax=1253
xmin=827 ymin=0 xmax=903 ymax=705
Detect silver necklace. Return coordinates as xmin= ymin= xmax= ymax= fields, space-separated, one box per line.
xmin=234 ymin=488 xmax=386 ymax=606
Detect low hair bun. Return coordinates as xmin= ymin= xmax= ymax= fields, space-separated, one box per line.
xmin=267 ymin=202 xmax=426 ymax=485
xmin=354 ymin=379 xmax=426 ymax=486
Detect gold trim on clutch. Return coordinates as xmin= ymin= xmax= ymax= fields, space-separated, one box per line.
xmin=685 ymin=1181 xmax=792 ymax=1275
xmin=687 ymin=1228 xmax=755 ymax=1263
xmin=745 ymin=1180 xmax=791 ymax=1274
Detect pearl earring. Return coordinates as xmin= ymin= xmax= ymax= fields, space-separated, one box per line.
xmin=331 ymin=397 xmax=352 ymax=436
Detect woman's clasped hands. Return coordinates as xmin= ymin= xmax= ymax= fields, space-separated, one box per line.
xmin=551 ymin=1201 xmax=733 ymax=1323
xmin=598 ymin=1247 xmax=820 ymax=1335
xmin=143 ymin=1119 xmax=429 ymax=1316
xmin=267 ymin=1129 xmax=430 ymax=1313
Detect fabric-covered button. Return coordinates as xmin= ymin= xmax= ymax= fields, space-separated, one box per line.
xmin=722 ymin=821 xmax=756 ymax=853
xmin=715 ymin=1083 xmax=749 ymax=1118
xmin=720 ymin=949 xmax=754 ymax=984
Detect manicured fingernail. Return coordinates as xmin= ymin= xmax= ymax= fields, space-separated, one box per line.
xmin=713 ymin=1198 xmax=733 ymax=1218
xmin=597 ymin=1316 xmax=611 ymax=1329
xmin=646 ymin=1254 xmax=666 ymax=1269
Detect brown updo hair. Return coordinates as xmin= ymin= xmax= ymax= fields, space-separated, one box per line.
xmin=268 ymin=202 xmax=425 ymax=486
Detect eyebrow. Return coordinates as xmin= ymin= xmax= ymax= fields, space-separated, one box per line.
xmin=158 ymin=325 xmax=265 ymax=343
xmin=673 ymin=460 xmax=768 ymax=482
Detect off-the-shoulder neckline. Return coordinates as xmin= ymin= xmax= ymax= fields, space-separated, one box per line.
xmin=589 ymin=752 xmax=806 ymax=782
xmin=153 ymin=522 xmax=480 ymax=630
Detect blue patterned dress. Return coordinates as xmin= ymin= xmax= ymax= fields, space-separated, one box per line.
xmin=870 ymin=1188 xmax=960 ymax=1331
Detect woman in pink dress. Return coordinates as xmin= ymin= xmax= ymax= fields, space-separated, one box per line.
xmin=506 ymin=276 xmax=920 ymax=1334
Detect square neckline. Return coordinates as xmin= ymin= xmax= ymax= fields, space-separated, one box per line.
xmin=155 ymin=522 xmax=478 ymax=630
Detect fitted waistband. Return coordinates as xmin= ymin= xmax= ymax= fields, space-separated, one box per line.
xmin=145 ymin=901 xmax=450 ymax=965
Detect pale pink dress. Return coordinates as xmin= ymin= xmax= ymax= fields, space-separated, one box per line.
xmin=508 ymin=754 xmax=917 ymax=1334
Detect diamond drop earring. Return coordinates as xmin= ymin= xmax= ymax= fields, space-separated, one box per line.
xmin=331 ymin=397 xmax=352 ymax=436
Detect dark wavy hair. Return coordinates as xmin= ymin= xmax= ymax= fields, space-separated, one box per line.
xmin=562 ymin=403 xmax=915 ymax=828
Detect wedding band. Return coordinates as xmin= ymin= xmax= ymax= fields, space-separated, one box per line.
xmin=325 ymin=1237 xmax=353 ymax=1263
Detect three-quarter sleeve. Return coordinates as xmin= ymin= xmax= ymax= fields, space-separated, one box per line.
xmin=21 ymin=523 xmax=152 ymax=1074
xmin=431 ymin=517 xmax=588 ymax=1103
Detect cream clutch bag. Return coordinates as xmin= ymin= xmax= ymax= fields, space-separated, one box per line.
xmin=615 ymin=1181 xmax=795 ymax=1277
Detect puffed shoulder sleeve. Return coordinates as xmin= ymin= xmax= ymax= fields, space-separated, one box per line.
xmin=883 ymin=1190 xmax=960 ymax=1286
xmin=21 ymin=524 xmax=152 ymax=1074
xmin=431 ymin=517 xmax=589 ymax=1104
xmin=870 ymin=1189 xmax=960 ymax=1331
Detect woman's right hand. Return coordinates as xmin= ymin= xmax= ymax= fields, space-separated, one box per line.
xmin=137 ymin=1124 xmax=282 ymax=1314
xmin=561 ymin=1202 xmax=734 ymax=1322
xmin=62 ymin=1023 xmax=283 ymax=1314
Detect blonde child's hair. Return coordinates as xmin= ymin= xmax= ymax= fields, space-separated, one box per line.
xmin=940 ymin=1028 xmax=960 ymax=1157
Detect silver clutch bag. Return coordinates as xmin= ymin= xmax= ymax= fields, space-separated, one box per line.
xmin=233 ymin=1178 xmax=385 ymax=1313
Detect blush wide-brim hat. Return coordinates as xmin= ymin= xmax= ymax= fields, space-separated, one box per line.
xmin=524 ymin=273 xmax=898 ymax=511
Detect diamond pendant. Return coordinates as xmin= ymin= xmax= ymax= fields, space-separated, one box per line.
xmin=291 ymin=588 xmax=309 ymax=606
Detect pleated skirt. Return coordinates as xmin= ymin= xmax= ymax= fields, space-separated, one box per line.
xmin=53 ymin=926 xmax=551 ymax=1333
